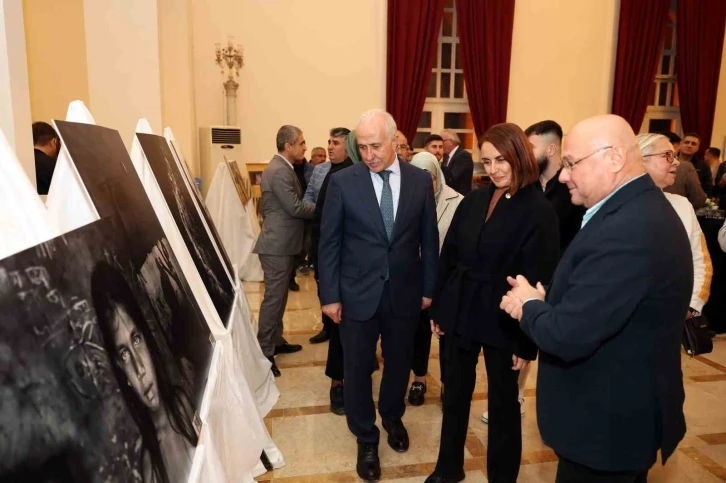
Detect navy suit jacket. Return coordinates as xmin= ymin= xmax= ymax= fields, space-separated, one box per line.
xmin=443 ymin=147 xmax=474 ymax=195
xmin=318 ymin=159 xmax=439 ymax=321
xmin=521 ymin=175 xmax=692 ymax=472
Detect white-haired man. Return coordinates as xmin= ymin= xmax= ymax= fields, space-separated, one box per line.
xmin=319 ymin=109 xmax=439 ymax=481
xmin=440 ymin=129 xmax=473 ymax=195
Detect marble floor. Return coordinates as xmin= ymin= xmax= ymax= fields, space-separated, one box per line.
xmin=245 ymin=274 xmax=726 ymax=482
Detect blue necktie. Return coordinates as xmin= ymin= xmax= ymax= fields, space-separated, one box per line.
xmin=378 ymin=170 xmax=394 ymax=240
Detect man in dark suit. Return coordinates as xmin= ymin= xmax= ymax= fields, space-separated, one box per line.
xmin=253 ymin=125 xmax=315 ymax=377
xmin=319 ymin=109 xmax=438 ymax=481
xmin=501 ymin=115 xmax=692 ymax=483
xmin=32 ymin=122 xmax=61 ymax=195
xmin=440 ymin=129 xmax=473 ymax=195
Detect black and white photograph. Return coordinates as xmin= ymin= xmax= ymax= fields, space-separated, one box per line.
xmin=52 ymin=120 xmax=214 ymax=403
xmin=0 ymin=217 xmax=205 ymax=483
xmin=167 ymin=138 xmax=236 ymax=281
xmin=137 ymin=133 xmax=235 ymax=325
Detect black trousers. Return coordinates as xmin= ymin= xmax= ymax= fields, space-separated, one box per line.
xmin=339 ymin=283 xmax=418 ymax=444
xmin=411 ymin=309 xmax=433 ymax=377
xmin=315 ymin=278 xmax=344 ymax=381
xmin=556 ymin=457 xmax=648 ymax=483
xmin=325 ymin=320 xmax=344 ymax=381
xmin=434 ymin=336 xmax=521 ymax=483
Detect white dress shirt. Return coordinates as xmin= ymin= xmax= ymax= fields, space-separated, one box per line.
xmin=445 ymin=145 xmax=459 ymax=167
xmin=369 ymin=157 xmax=402 ymax=220
xmin=276 ymin=154 xmax=294 ymax=170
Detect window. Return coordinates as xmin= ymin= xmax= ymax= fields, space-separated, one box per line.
xmin=414 ymin=1 xmax=477 ymax=159
xmin=641 ymin=0 xmax=681 ymax=134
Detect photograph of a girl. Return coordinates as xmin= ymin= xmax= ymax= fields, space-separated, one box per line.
xmin=0 ymin=216 xmax=205 ymax=483
xmin=92 ymin=261 xmax=196 ymax=483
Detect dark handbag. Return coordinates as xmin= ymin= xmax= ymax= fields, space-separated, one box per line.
xmin=682 ymin=315 xmax=713 ymax=357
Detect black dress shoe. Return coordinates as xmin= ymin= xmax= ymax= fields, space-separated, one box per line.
xmin=289 ymin=279 xmax=300 ymax=291
xmin=356 ymin=442 xmax=381 ymax=482
xmin=330 ymin=384 xmax=345 ymax=415
xmin=407 ymin=381 xmax=426 ymax=406
xmin=309 ymin=329 xmax=330 ymax=344
xmin=382 ymin=419 xmax=409 ymax=452
xmin=267 ymin=356 xmax=281 ymax=377
xmin=274 ymin=343 xmax=303 ymax=355
xmin=424 ymin=473 xmax=465 ymax=483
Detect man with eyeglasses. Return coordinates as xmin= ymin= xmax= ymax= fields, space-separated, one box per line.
xmin=500 ymin=114 xmax=692 ymax=483
xmin=395 ymin=130 xmax=411 ymax=162
xmin=663 ymin=132 xmax=708 ymax=209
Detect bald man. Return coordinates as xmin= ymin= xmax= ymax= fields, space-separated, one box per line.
xmin=500 ymin=115 xmax=692 ymax=482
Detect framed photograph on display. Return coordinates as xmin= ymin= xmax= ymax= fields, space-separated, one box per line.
xmin=0 ymin=217 xmax=203 ymax=483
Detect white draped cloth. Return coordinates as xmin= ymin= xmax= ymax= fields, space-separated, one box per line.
xmin=0 ymin=129 xmax=57 ymax=259
xmin=205 ymin=162 xmax=264 ymax=282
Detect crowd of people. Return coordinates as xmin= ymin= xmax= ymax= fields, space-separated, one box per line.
xmin=253 ymin=108 xmax=726 ymax=483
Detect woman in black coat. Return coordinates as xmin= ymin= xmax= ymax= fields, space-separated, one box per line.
xmin=425 ymin=123 xmax=560 ymax=483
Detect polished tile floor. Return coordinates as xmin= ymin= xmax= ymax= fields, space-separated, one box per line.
xmin=246 ymin=275 xmax=726 ymax=482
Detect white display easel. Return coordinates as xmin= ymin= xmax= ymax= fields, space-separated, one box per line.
xmin=204 ymin=159 xmax=264 ymax=282
xmin=44 ymin=102 xmax=284 ymax=481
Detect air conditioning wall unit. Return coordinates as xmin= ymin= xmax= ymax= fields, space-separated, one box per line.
xmin=199 ymin=125 xmax=242 ymax=196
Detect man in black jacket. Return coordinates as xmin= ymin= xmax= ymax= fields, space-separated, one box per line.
xmin=32 ymin=122 xmax=61 ymax=195
xmin=440 ymin=129 xmax=473 ymax=195
xmin=501 ymin=114 xmax=692 ymax=483
xmin=526 ymin=120 xmax=585 ymax=252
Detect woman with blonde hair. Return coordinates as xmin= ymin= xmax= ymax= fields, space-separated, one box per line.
xmin=637 ymin=133 xmax=712 ymax=318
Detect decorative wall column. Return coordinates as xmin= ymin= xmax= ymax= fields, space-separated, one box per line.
xmin=83 ymin=0 xmax=163 ymax=147
xmin=0 ymin=0 xmax=34 ymax=183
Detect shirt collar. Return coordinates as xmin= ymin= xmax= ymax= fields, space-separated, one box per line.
xmin=277 ymin=154 xmax=293 ymax=170
xmin=581 ymin=174 xmax=646 ymax=227
xmin=370 ymin=156 xmax=401 ymax=176
xmin=448 ymin=145 xmax=459 ymax=159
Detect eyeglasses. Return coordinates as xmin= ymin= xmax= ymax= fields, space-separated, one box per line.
xmin=642 ymin=150 xmax=676 ymax=164
xmin=397 ymin=144 xmax=410 ymax=150
xmin=562 ymin=146 xmax=613 ymax=171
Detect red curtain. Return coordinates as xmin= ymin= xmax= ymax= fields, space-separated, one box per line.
xmin=386 ymin=0 xmax=445 ymax=141
xmin=676 ymin=0 xmax=726 ymax=151
xmin=455 ymin=0 xmax=516 ymax=138
xmin=611 ymin=0 xmax=670 ymax=132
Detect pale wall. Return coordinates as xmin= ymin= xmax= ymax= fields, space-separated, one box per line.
xmin=22 ymin=0 xmax=726 ymax=164
xmin=84 ymin=0 xmax=162 ymax=147
xmin=190 ymin=0 xmax=388 ymax=166
xmin=23 ymin=0 xmax=89 ymax=123
xmin=507 ymin=0 xmax=620 ymax=134
xmin=158 ymin=0 xmax=197 ymax=173
xmin=710 ymin=37 xmax=726 ymax=153
xmin=0 ymin=0 xmax=34 ymax=181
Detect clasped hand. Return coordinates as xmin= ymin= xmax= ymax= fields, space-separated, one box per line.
xmin=500 ymin=275 xmax=546 ymax=321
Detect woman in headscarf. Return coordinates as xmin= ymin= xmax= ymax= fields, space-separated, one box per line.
xmin=406 ymin=152 xmax=463 ymax=406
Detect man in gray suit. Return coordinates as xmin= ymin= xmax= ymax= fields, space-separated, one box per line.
xmin=253 ymin=125 xmax=315 ymax=376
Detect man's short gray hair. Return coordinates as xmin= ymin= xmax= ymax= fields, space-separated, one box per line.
xmin=441 ymin=129 xmax=461 ymax=145
xmin=276 ymin=125 xmax=302 ymax=152
xmin=636 ymin=133 xmax=670 ymax=157
xmin=357 ymin=109 xmax=398 ymax=141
